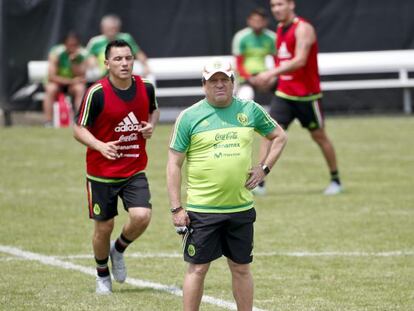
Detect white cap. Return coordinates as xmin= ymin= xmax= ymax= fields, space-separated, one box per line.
xmin=202 ymin=58 xmax=234 ymax=80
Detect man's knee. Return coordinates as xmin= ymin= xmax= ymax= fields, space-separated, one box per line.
xmin=45 ymin=82 xmax=60 ymax=97
xmin=94 ymin=219 xmax=114 ymax=237
xmin=228 ymin=260 xmax=251 ymax=277
xmin=310 ymin=128 xmax=328 ymax=144
xmin=70 ymin=83 xmax=85 ymax=96
xmin=129 ymin=208 xmax=152 ymax=227
xmin=187 ymin=263 xmax=210 ymax=278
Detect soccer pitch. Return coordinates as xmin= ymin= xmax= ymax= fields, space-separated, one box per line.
xmin=0 ymin=116 xmax=413 ymax=311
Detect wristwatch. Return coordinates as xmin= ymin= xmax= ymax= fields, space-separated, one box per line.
xmin=170 ymin=206 xmax=183 ymax=214
xmin=261 ymin=164 xmax=270 ymax=175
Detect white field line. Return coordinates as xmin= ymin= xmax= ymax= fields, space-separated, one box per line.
xmin=0 ymin=245 xmax=265 ymax=311
xmin=7 ymin=250 xmax=411 ymax=260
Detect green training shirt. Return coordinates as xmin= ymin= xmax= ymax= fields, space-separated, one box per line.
xmin=49 ymin=44 xmax=88 ymax=78
xmin=170 ymin=97 xmax=278 ymax=213
xmin=232 ymin=27 xmax=276 ymax=80
xmin=86 ymin=33 xmax=140 ymax=77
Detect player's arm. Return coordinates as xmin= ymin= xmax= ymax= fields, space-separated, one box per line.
xmin=136 ymin=50 xmax=150 ymax=77
xmin=276 ymin=22 xmax=315 ymax=74
xmin=166 ymin=149 xmax=190 ymax=226
xmin=139 ymin=82 xmax=160 ymax=139
xmin=254 ymin=22 xmax=316 ymax=84
xmin=235 ymin=55 xmax=251 ymax=79
xmin=73 ymin=86 xmax=120 ymax=160
xmin=73 ymin=124 xmax=120 ymax=160
xmin=69 ymin=49 xmax=87 ymax=79
xmin=245 ymin=125 xmax=287 ymax=189
xmin=139 ymin=108 xmax=159 ymax=139
xmin=85 ymin=41 xmax=102 ymax=80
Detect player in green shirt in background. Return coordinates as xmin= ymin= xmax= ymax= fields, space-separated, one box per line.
xmin=42 ymin=31 xmax=87 ymax=126
xmin=87 ymin=14 xmax=150 ymax=79
xmin=232 ymin=8 xmax=277 ymax=101
xmin=167 ymin=58 xmax=287 ymax=311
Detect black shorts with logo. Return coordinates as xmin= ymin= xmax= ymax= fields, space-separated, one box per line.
xmin=183 ymin=208 xmax=256 ymax=264
xmin=86 ymin=172 xmax=151 ymax=221
xmin=269 ymin=96 xmax=325 ymax=130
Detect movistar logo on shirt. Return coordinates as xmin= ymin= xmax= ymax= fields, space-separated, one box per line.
xmin=115 ymin=112 xmax=141 ymax=132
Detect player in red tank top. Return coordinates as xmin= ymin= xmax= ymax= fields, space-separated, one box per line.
xmin=74 ymin=40 xmax=160 ymax=294
xmin=253 ymin=0 xmax=342 ymax=196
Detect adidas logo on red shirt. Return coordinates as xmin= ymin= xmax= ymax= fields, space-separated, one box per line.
xmin=115 ymin=112 xmax=141 ymax=132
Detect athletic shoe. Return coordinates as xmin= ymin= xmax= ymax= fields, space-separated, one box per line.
xmin=324 ymin=181 xmax=342 ymax=195
xmin=110 ymin=241 xmax=127 ymax=283
xmin=96 ymin=275 xmax=112 ymax=295
xmin=252 ymin=185 xmax=266 ymax=196
xmin=43 ymin=121 xmax=53 ymax=128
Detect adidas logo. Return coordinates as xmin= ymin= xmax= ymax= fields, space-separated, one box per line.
xmin=115 ymin=112 xmax=141 ymax=132
xmin=278 ymin=42 xmax=292 ymax=59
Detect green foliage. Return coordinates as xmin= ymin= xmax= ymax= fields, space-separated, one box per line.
xmin=0 ymin=116 xmax=413 ymax=310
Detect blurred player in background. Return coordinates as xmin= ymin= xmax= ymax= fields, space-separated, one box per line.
xmin=42 ymin=31 xmax=87 ymax=126
xmin=254 ymin=0 xmax=342 ymax=195
xmin=232 ymin=7 xmax=277 ymax=101
xmin=73 ymin=40 xmax=159 ymax=294
xmin=87 ymin=14 xmax=150 ymax=80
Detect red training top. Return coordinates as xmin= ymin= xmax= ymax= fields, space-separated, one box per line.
xmin=275 ymin=17 xmax=321 ymax=100
xmin=84 ymin=75 xmax=149 ymax=178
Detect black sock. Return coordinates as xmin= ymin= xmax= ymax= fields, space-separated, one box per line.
xmin=330 ymin=170 xmax=341 ymax=185
xmin=95 ymin=257 xmax=110 ymax=277
xmin=115 ymin=233 xmax=132 ymax=253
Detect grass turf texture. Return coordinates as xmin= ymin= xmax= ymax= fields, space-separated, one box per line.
xmin=0 ymin=116 xmax=413 ymax=310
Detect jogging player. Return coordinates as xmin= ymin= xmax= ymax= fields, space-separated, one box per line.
xmin=73 ymin=39 xmax=159 ymax=294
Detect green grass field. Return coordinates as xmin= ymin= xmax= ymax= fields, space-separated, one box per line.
xmin=0 ymin=116 xmax=413 ymax=311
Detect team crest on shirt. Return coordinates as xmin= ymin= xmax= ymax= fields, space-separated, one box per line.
xmin=93 ymin=203 xmax=101 ymax=215
xmin=236 ymin=113 xmax=248 ymax=126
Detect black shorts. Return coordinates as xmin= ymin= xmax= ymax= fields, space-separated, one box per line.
xmin=269 ymin=96 xmax=324 ymax=130
xmin=183 ymin=208 xmax=256 ymax=264
xmin=86 ymin=173 xmax=152 ymax=221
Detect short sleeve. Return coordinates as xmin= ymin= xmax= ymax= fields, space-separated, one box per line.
xmin=252 ymin=102 xmax=278 ymax=136
xmin=169 ymin=111 xmax=191 ymax=153
xmin=76 ymin=83 xmax=104 ymax=127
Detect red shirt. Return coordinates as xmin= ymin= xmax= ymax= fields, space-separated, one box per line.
xmin=276 ymin=17 xmax=321 ymax=99
xmin=83 ymin=76 xmax=149 ymax=178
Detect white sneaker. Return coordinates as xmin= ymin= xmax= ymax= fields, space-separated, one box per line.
xmin=324 ymin=181 xmax=342 ymax=195
xmin=252 ymin=185 xmax=266 ymax=196
xmin=110 ymin=241 xmax=127 ymax=283
xmin=96 ymin=275 xmax=112 ymax=295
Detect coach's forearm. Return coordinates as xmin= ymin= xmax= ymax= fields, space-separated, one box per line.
xmin=264 ymin=127 xmax=288 ymax=170
xmin=166 ymin=167 xmax=182 ymax=208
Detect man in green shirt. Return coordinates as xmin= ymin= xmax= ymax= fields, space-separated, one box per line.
xmin=232 ymin=8 xmax=277 ymax=101
xmin=42 ymin=31 xmax=87 ymax=126
xmin=167 ymin=58 xmax=287 ymax=310
xmin=87 ymin=14 xmax=150 ymax=79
